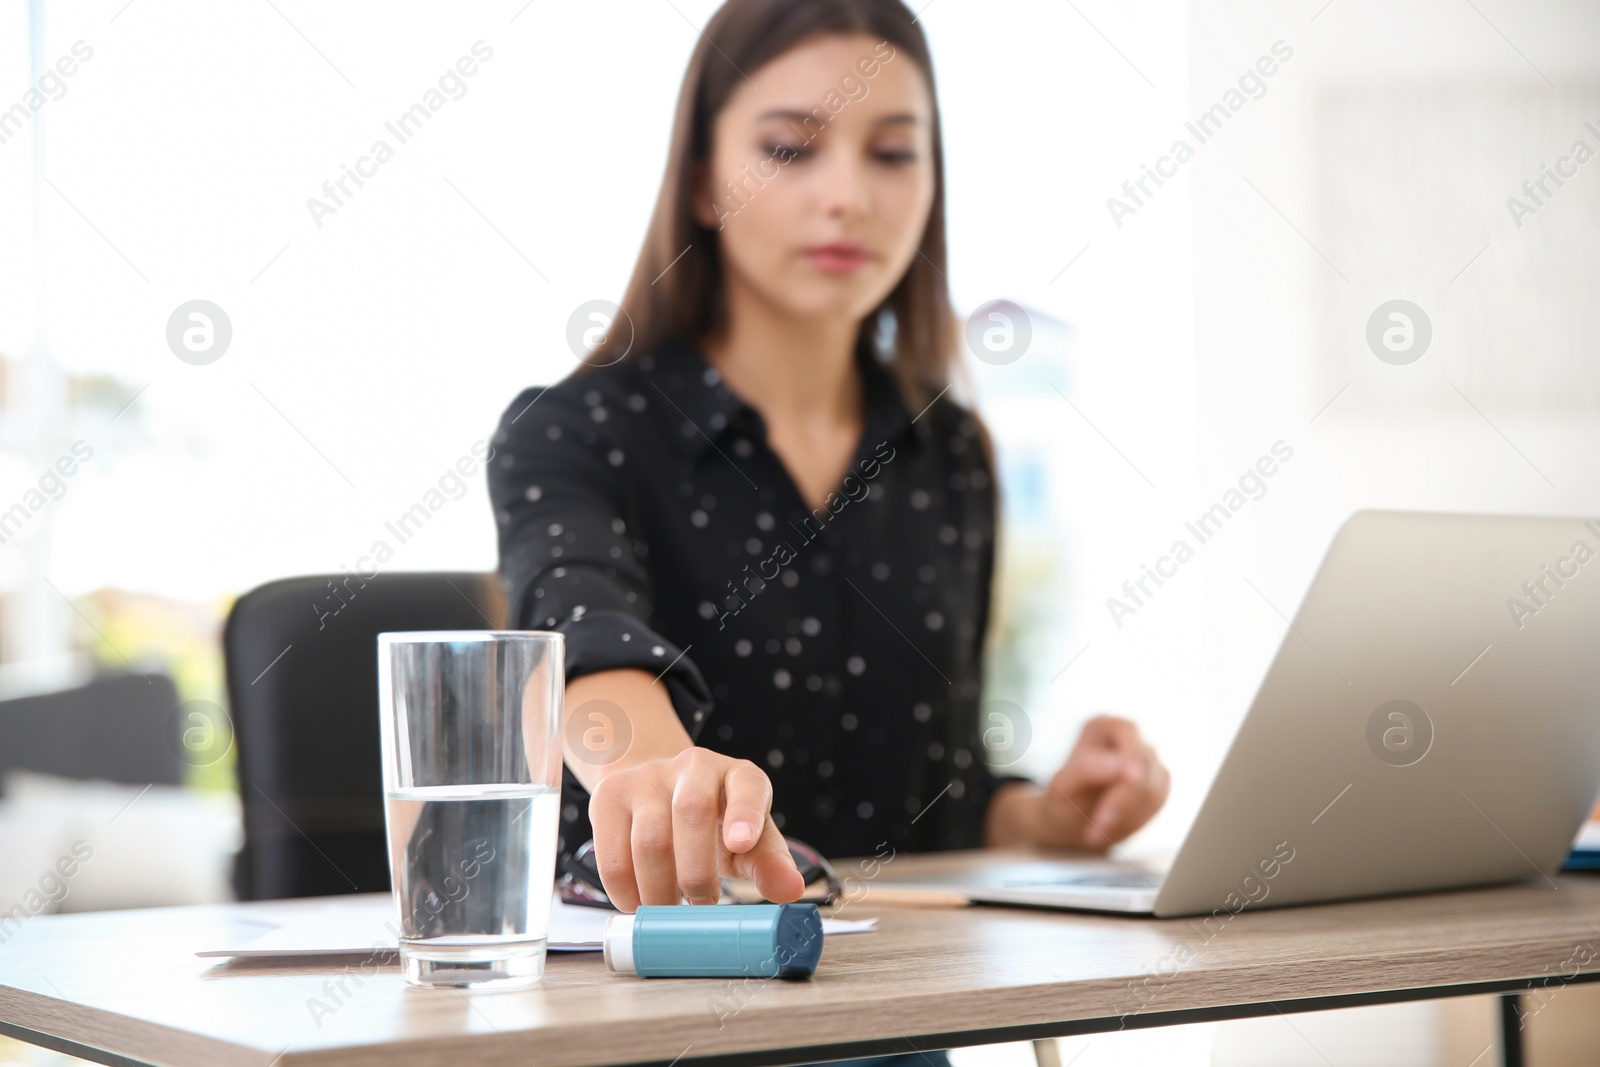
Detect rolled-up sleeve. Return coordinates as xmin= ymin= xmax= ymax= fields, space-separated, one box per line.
xmin=487 ymin=385 xmax=714 ymax=741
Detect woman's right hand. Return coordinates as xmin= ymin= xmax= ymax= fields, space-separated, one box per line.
xmin=588 ymin=746 xmax=806 ymax=911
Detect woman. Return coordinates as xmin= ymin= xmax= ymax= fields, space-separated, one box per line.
xmin=488 ymin=0 xmax=1169 ymax=916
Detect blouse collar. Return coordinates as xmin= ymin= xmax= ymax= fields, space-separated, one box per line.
xmin=640 ymin=335 xmax=921 ymax=462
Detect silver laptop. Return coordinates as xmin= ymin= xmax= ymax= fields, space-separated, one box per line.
xmin=878 ymin=510 xmax=1600 ymax=917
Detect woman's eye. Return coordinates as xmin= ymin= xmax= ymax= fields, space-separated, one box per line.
xmin=764 ymin=143 xmax=808 ymax=160
xmin=873 ymin=147 xmax=916 ymax=165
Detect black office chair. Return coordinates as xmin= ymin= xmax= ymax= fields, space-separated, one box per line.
xmin=0 ymin=671 xmax=184 ymax=789
xmin=223 ymin=571 xmax=504 ymax=901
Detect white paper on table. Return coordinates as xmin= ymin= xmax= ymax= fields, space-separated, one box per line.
xmin=197 ymin=895 xmax=876 ymax=958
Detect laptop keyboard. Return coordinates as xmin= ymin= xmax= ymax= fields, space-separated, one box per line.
xmin=1001 ymin=872 xmax=1158 ymax=890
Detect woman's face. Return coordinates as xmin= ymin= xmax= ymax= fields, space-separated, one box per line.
xmin=693 ymin=33 xmax=936 ymax=326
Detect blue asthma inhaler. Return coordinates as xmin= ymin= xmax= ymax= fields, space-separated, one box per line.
xmin=602 ymin=903 xmax=824 ymax=978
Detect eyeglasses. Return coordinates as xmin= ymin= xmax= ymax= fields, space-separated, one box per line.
xmin=558 ymin=836 xmax=842 ymax=909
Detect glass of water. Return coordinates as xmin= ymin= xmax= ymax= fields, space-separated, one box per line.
xmin=377 ymin=631 xmax=564 ymax=989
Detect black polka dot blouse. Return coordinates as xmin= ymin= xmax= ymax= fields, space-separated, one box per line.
xmin=487 ymin=335 xmax=1029 ymax=866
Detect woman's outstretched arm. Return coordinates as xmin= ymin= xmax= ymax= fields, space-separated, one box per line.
xmin=488 ymin=382 xmax=801 ymax=912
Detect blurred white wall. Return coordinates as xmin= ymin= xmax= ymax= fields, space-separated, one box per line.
xmin=1185 ymin=0 xmax=1600 ymax=804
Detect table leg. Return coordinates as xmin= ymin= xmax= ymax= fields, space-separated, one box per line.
xmin=1030 ymin=1039 xmax=1062 ymax=1067
xmin=1499 ymin=994 xmax=1523 ymax=1067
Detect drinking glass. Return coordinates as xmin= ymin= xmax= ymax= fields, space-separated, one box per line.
xmin=377 ymin=631 xmax=564 ymax=989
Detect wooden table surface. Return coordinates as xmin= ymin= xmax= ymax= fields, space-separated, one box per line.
xmin=3 ymin=848 xmax=1600 ymax=1067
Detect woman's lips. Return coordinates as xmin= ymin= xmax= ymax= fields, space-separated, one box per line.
xmin=805 ymin=242 xmax=871 ymax=276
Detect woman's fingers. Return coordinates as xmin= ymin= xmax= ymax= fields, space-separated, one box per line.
xmin=1039 ymin=716 xmax=1170 ymax=848
xmin=1052 ymin=744 xmax=1121 ymax=798
xmin=1089 ymin=781 xmax=1135 ymax=843
xmin=670 ymin=755 xmax=727 ymax=905
xmin=1081 ymin=713 xmax=1140 ymax=753
xmin=720 ymin=758 xmax=773 ymax=853
xmin=1129 ymin=743 xmax=1171 ymax=826
xmin=738 ymin=813 xmax=807 ymax=903
xmin=717 ymin=757 xmax=803 ymax=899
xmin=1052 ymin=716 xmax=1139 ymax=798
xmin=1042 ymin=743 xmax=1126 ymax=846
xmin=1088 ymin=740 xmax=1168 ymax=843
xmin=590 ymin=781 xmax=640 ymax=912
xmin=1089 ymin=745 xmax=1146 ymax=829
xmin=630 ymin=792 xmax=680 ymax=906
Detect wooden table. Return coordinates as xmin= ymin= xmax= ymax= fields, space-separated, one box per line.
xmin=2 ymin=849 xmax=1598 ymax=1067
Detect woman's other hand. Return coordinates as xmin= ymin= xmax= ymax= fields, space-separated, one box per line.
xmin=986 ymin=715 xmax=1170 ymax=851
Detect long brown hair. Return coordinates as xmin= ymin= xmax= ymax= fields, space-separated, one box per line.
xmin=578 ymin=0 xmax=959 ymax=413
